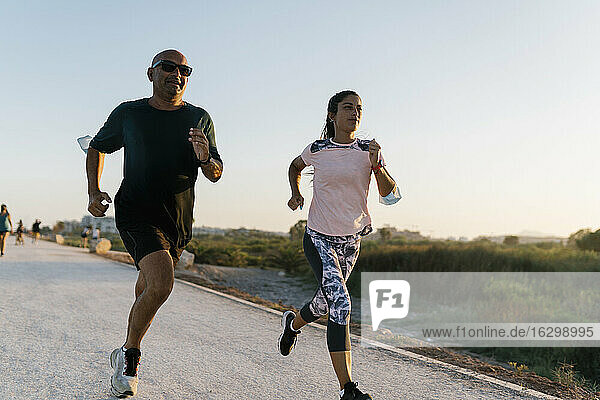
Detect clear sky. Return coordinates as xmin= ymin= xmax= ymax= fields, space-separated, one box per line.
xmin=1 ymin=1 xmax=599 ymax=239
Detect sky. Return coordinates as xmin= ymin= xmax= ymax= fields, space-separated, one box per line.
xmin=0 ymin=1 xmax=599 ymax=239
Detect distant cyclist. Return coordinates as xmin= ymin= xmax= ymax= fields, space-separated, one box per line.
xmin=280 ymin=90 xmax=401 ymax=400
xmin=0 ymin=205 xmax=13 ymax=256
xmin=85 ymin=49 xmax=223 ymax=398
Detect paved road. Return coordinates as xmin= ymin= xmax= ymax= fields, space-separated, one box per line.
xmin=0 ymin=240 xmax=554 ymax=400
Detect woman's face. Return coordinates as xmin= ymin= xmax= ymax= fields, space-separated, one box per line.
xmin=331 ymin=95 xmax=362 ymax=134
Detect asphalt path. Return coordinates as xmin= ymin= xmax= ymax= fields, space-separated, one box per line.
xmin=0 ymin=239 xmax=555 ymax=399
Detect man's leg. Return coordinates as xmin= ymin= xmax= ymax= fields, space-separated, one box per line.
xmin=134 ymin=271 xmax=146 ymax=299
xmin=124 ymin=250 xmax=174 ymax=350
xmin=124 ymin=270 xmax=146 ymax=348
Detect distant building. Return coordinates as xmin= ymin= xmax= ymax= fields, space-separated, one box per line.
xmin=191 ymin=226 xmax=287 ymax=237
xmin=192 ymin=226 xmax=226 ymax=235
xmin=62 ymin=219 xmax=82 ymax=233
xmin=394 ymin=229 xmax=427 ymax=241
xmin=473 ymin=234 xmax=565 ymax=245
xmin=366 ymin=225 xmax=428 ymax=241
xmin=81 ymin=215 xmax=117 ymax=233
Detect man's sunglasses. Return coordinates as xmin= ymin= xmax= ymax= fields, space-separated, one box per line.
xmin=151 ymin=60 xmax=193 ymax=77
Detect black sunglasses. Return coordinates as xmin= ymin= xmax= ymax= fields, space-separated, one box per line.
xmin=151 ymin=60 xmax=193 ymax=77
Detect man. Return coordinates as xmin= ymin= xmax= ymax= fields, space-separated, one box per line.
xmin=31 ymin=219 xmax=41 ymax=244
xmin=85 ymin=49 xmax=223 ymax=398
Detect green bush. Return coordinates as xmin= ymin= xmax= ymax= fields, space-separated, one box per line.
xmin=355 ymin=241 xmax=600 ymax=274
xmin=267 ymin=244 xmax=307 ymax=273
xmin=576 ymin=230 xmax=600 ymax=252
xmin=185 ymin=240 xmax=249 ymax=267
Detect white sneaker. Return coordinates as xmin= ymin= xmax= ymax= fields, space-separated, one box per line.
xmin=110 ymin=347 xmax=140 ymax=398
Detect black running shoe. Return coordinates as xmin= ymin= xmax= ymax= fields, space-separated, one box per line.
xmin=340 ymin=382 xmax=372 ymax=400
xmin=278 ymin=310 xmax=300 ymax=356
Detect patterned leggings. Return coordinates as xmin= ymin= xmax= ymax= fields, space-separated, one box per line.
xmin=299 ymin=227 xmax=367 ymax=352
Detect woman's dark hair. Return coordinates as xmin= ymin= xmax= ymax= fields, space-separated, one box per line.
xmin=321 ymin=90 xmax=360 ymax=139
xmin=0 ymin=204 xmax=7 ymax=213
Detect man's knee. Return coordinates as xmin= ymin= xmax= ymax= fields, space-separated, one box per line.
xmin=143 ymin=273 xmax=173 ymax=302
xmin=138 ymin=250 xmax=175 ymax=302
xmin=135 ymin=275 xmax=145 ymax=298
xmin=145 ymin=281 xmax=173 ymax=303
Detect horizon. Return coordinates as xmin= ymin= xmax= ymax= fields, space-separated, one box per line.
xmin=26 ymin=214 xmax=576 ymax=241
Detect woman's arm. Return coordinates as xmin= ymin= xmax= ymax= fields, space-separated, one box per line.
xmin=288 ymin=156 xmax=307 ymax=210
xmin=372 ymin=166 xmax=396 ymax=197
xmin=369 ymin=140 xmax=396 ymax=196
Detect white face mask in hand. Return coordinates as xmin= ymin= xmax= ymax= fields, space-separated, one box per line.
xmin=373 ymin=150 xmax=402 ymax=205
xmin=380 ymin=185 xmax=402 ymax=205
xmin=76 ymin=135 xmax=93 ymax=154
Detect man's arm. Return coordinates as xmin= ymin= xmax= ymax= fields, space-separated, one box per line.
xmin=86 ymin=147 xmax=112 ymax=217
xmin=188 ymin=127 xmax=223 ymax=183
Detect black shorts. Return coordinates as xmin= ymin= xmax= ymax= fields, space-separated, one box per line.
xmin=120 ymin=228 xmax=184 ymax=270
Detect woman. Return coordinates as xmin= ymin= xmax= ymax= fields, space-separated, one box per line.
xmin=0 ymin=205 xmax=13 ymax=256
xmin=81 ymin=225 xmax=91 ymax=248
xmin=280 ymin=90 xmax=401 ymax=400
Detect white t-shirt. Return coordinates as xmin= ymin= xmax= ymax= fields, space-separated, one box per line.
xmin=301 ymin=138 xmax=375 ymax=236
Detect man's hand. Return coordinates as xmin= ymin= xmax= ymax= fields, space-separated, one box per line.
xmin=88 ymin=191 xmax=112 ymax=217
xmin=288 ymin=194 xmax=304 ymax=211
xmin=369 ymin=139 xmax=381 ymax=168
xmin=189 ymin=128 xmax=210 ymax=162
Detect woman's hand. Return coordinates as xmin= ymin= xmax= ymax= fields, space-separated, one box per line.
xmin=369 ymin=139 xmax=381 ymax=167
xmin=288 ymin=194 xmax=304 ymax=210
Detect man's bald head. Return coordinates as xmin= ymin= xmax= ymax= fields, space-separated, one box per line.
xmin=147 ymin=49 xmax=190 ymax=102
xmin=151 ymin=49 xmax=187 ymax=66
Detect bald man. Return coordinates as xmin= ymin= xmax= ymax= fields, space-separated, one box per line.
xmin=85 ymin=49 xmax=223 ymax=398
